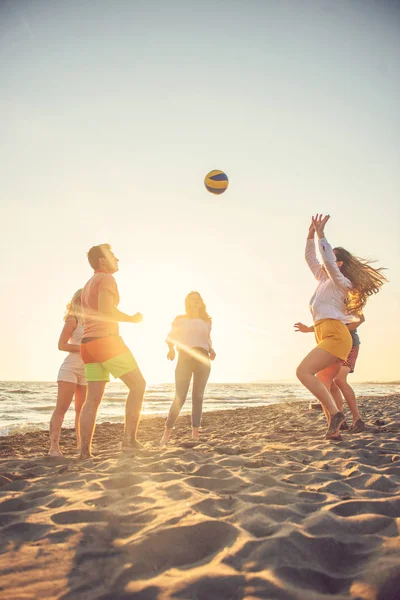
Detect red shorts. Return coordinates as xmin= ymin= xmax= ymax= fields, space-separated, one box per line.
xmin=342 ymin=345 xmax=359 ymax=374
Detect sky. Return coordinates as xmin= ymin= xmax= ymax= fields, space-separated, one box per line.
xmin=0 ymin=0 xmax=399 ymax=384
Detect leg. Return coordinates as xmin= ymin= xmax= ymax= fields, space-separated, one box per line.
xmin=191 ymin=359 xmax=211 ymax=439
xmin=330 ymin=381 xmax=344 ymax=413
xmin=79 ymin=381 xmax=107 ymax=459
xmin=316 ymin=362 xmax=342 ymax=417
xmin=335 ymin=366 xmax=362 ymax=425
xmin=316 ymin=362 xmax=343 ymax=429
xmin=74 ymin=384 xmax=87 ymax=449
xmin=296 ymin=348 xmax=345 ymax=437
xmin=49 ymin=382 xmax=76 ymax=456
xmin=330 ymin=379 xmax=350 ymax=430
xmin=160 ymin=355 xmax=192 ymax=445
xmin=120 ymin=368 xmax=146 ymax=447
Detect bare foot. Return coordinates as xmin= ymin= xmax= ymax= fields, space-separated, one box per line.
xmin=48 ymin=449 xmax=63 ymax=457
xmin=349 ymin=419 xmax=366 ymax=434
xmin=79 ymin=451 xmax=94 ymax=460
xmin=325 ymin=432 xmax=343 ymax=441
xmin=192 ymin=427 xmax=200 ymax=440
xmin=121 ymin=438 xmax=144 ymax=450
xmin=159 ymin=429 xmax=172 ymax=446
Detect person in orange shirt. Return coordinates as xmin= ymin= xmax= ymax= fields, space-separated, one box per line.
xmin=79 ymin=243 xmax=145 ymax=459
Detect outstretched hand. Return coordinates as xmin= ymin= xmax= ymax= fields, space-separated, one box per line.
xmin=131 ymin=312 xmax=143 ymax=323
xmin=294 ymin=322 xmax=313 ymax=333
xmin=311 ymin=214 xmax=330 ymax=239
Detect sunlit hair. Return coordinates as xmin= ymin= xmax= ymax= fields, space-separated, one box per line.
xmin=87 ymin=243 xmax=111 ymax=270
xmin=334 ymin=247 xmax=388 ymax=315
xmin=185 ymin=291 xmax=212 ymax=322
xmin=64 ymin=289 xmax=83 ymax=322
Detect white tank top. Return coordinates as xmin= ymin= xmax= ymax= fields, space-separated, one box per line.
xmin=60 ymin=320 xmax=84 ymax=369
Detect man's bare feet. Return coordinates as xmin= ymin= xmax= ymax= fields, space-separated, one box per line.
xmin=48 ymin=449 xmax=63 ymax=457
xmin=192 ymin=427 xmax=200 ymax=440
xmin=159 ymin=428 xmax=172 ymax=446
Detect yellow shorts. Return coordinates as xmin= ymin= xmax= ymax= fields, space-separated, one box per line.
xmin=314 ymin=319 xmax=352 ymax=361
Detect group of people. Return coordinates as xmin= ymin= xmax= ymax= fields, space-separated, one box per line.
xmin=49 ymin=243 xmax=215 ymax=458
xmin=49 ymin=214 xmax=386 ymax=456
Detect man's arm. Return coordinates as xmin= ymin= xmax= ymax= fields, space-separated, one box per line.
xmin=98 ymin=290 xmax=142 ymax=323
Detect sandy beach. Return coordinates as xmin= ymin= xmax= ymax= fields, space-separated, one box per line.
xmin=0 ymin=394 xmax=399 ymax=600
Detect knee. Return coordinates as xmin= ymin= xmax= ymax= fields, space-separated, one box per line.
xmin=136 ymin=375 xmax=146 ymax=396
xmin=334 ymin=376 xmax=345 ymax=390
xmin=85 ymin=395 xmax=102 ymax=409
xmin=296 ymin=364 xmax=306 ymax=381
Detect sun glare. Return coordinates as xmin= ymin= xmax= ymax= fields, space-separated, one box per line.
xmin=117 ymin=259 xmax=203 ymax=384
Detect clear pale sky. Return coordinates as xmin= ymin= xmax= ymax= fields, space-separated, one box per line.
xmin=1 ymin=0 xmax=399 ymax=383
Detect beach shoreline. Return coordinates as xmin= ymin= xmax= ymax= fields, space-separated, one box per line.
xmin=1 ymin=395 xmax=400 ymax=599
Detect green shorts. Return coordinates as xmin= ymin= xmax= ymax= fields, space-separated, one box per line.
xmin=80 ymin=337 xmax=138 ymax=382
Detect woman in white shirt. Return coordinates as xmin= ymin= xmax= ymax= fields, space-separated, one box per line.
xmin=160 ymin=291 xmax=216 ymax=445
xmin=48 ymin=289 xmax=87 ymax=456
xmin=295 ymin=214 xmax=386 ymax=440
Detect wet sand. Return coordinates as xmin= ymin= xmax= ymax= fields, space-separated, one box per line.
xmin=0 ymin=395 xmax=399 ymax=599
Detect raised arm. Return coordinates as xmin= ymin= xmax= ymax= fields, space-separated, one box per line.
xmin=305 ymin=219 xmax=325 ymax=281
xmin=313 ymin=214 xmax=352 ymax=290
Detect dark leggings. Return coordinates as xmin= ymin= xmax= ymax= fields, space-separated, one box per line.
xmin=166 ymin=349 xmax=211 ymax=428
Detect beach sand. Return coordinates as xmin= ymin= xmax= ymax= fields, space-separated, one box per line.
xmin=0 ymin=394 xmax=399 ymax=600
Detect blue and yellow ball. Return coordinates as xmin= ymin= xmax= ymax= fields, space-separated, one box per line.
xmin=204 ymin=170 xmax=229 ymax=195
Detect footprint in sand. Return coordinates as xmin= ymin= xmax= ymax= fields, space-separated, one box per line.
xmin=193 ymin=497 xmax=238 ymax=518
xmin=0 ymin=497 xmax=32 ymax=512
xmin=51 ymin=509 xmax=111 ymax=524
xmin=328 ymin=497 xmax=400 ymax=518
xmin=185 ymin=474 xmax=246 ymax=494
xmin=114 ymin=520 xmax=239 ymax=581
xmin=0 ymin=479 xmax=29 ymax=492
xmin=305 ymin=510 xmax=398 ymax=538
xmin=0 ymin=522 xmax=51 ymax=552
xmin=234 ymin=505 xmax=281 ymax=538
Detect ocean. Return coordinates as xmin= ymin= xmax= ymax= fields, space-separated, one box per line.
xmin=1 ymin=380 xmax=399 ymax=437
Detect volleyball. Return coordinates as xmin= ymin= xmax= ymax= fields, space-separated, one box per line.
xmin=204 ymin=170 xmax=229 ymax=195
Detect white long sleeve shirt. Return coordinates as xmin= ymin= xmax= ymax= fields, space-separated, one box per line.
xmin=306 ymin=236 xmax=354 ymax=324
